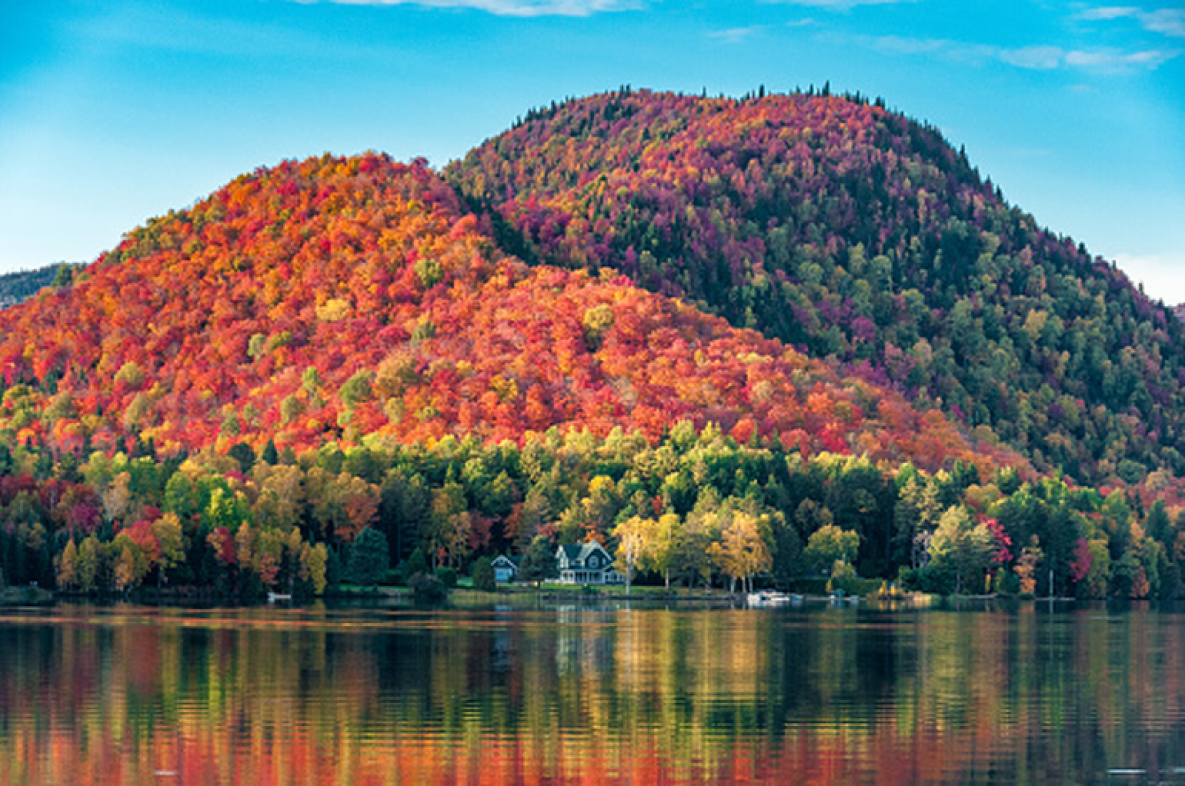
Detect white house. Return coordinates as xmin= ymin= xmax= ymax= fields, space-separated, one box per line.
xmin=555 ymin=542 xmax=624 ymax=585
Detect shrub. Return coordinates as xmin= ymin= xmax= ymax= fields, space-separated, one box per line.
xmin=995 ymin=569 xmax=1021 ymax=597
xmin=918 ymin=560 xmax=957 ymax=595
xmin=410 ymin=572 xmax=447 ymax=603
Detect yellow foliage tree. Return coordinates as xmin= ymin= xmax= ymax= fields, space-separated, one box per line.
xmin=76 ymin=536 xmax=99 ymax=593
xmin=56 ymin=539 xmax=78 ymax=590
xmin=709 ymin=512 xmax=772 ymax=594
xmin=643 ymin=513 xmax=681 ymax=590
xmin=301 ymin=542 xmax=329 ymax=595
xmin=152 ymin=512 xmax=186 ymax=588
xmin=112 ymin=535 xmax=148 ymax=593
xmin=611 ymin=515 xmax=650 ymax=595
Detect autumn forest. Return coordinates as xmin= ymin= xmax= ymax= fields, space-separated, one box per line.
xmin=2 ymin=89 xmax=1183 ymax=600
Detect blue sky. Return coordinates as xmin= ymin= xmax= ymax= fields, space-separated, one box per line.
xmin=2 ymin=0 xmax=1183 ymax=300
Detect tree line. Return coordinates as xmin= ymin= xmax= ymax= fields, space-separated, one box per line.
xmin=0 ymin=422 xmax=1180 ymax=599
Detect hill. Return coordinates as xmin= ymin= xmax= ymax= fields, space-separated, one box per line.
xmin=0 ymin=153 xmax=1003 ymax=474
xmin=0 ymin=95 xmax=1179 ymax=601
xmin=447 ymin=88 xmax=1185 ymax=490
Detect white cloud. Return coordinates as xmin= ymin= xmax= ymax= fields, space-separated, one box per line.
xmin=996 ymin=44 xmax=1180 ymax=72
xmin=1143 ymin=8 xmax=1185 ymax=38
xmin=1114 ymin=252 xmax=1185 ymax=305
xmin=1064 ymin=47 xmax=1179 ymax=68
xmin=1000 ymin=45 xmax=1065 ymax=70
xmin=305 ymin=0 xmax=639 ymax=16
xmin=861 ymin=34 xmax=947 ymax=55
xmin=834 ymin=32 xmax=1180 ymax=73
xmin=709 ymin=26 xmax=767 ymax=44
xmin=1079 ymin=6 xmax=1185 ymax=38
xmin=769 ymin=0 xmax=915 ymax=7
xmin=822 ymin=6 xmax=1185 ymax=74
xmin=1079 ymin=6 xmax=1140 ymax=22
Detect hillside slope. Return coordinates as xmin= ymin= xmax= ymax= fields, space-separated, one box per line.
xmin=447 ymin=89 xmax=1185 ymax=489
xmin=0 ymin=153 xmax=1009 ymax=476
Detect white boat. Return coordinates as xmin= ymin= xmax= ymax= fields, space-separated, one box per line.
xmin=747 ymin=591 xmax=796 ymax=608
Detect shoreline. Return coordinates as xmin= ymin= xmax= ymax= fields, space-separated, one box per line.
xmin=3 ymin=582 xmax=1090 ymax=610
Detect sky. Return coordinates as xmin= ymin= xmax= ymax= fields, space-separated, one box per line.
xmin=2 ymin=0 xmax=1183 ymax=300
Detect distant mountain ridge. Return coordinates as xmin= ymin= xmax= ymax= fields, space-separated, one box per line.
xmin=0 ymin=264 xmax=77 ymax=309
xmin=448 ymin=88 xmax=1185 ymax=489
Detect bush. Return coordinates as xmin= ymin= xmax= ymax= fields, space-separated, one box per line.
xmin=828 ymin=576 xmax=883 ymax=597
xmin=410 ymin=572 xmax=447 ymax=603
xmin=918 ymin=560 xmax=957 ymax=595
xmin=896 ymin=566 xmax=921 ymax=591
xmin=787 ymin=577 xmax=830 ymax=595
xmin=471 ymin=556 xmax=496 ymax=592
xmin=995 ymin=569 xmax=1021 ymax=597
xmin=436 ymin=566 xmax=457 ymax=588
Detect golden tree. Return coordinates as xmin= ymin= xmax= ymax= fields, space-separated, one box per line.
xmin=709 ymin=512 xmax=772 ymax=594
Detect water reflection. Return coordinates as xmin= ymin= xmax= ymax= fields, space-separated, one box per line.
xmin=0 ymin=602 xmax=1183 ymax=783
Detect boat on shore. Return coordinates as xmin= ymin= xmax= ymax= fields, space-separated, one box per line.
xmin=746 ymin=591 xmax=802 ymax=608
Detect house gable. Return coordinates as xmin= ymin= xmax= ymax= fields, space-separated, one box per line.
xmin=554 ymin=541 xmax=623 ymax=585
xmin=557 ymin=544 xmax=583 ymax=570
xmin=491 ymin=554 xmax=519 ymax=582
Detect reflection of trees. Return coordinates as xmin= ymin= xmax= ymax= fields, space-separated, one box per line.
xmin=0 ymin=605 xmax=1183 ymax=783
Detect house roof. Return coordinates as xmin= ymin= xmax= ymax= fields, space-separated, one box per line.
xmin=557 ymin=541 xmax=612 ymax=567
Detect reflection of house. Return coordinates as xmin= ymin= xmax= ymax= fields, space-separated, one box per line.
xmin=556 ymin=542 xmax=624 ymax=585
xmin=491 ymin=554 xmax=520 ymax=583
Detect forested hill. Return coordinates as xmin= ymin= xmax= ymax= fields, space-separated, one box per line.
xmin=0 ymin=153 xmax=1007 ymax=475
xmin=447 ymin=88 xmax=1185 ymax=491
xmin=1 ymin=94 xmax=1182 ymax=601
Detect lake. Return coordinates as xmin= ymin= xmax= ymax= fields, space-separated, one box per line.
xmin=0 ymin=599 xmax=1183 ymax=784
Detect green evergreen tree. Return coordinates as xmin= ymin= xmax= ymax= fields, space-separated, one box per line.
xmin=404 ymin=546 xmax=429 ymax=580
xmin=471 ymin=556 xmax=496 ymax=592
xmin=519 ymin=536 xmax=558 ymax=587
xmin=347 ymin=527 xmax=390 ymax=587
xmin=228 ymin=442 xmax=255 ymax=474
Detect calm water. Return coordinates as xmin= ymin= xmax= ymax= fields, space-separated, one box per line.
xmin=1 ymin=600 xmax=1184 ymax=784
